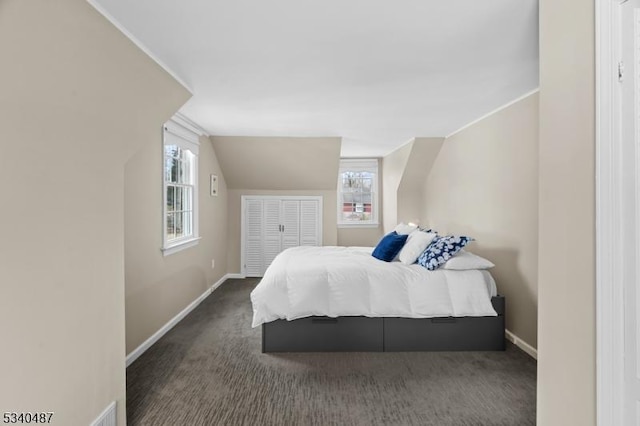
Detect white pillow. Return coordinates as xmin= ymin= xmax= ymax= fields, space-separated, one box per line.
xmin=394 ymin=222 xmax=418 ymax=235
xmin=398 ymin=231 xmax=437 ymax=265
xmin=442 ymin=250 xmax=495 ymax=270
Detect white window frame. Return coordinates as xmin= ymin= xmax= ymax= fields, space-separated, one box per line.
xmin=161 ymin=119 xmax=201 ymax=256
xmin=337 ymin=158 xmax=379 ymax=228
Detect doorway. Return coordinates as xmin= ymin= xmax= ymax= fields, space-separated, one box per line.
xmin=597 ymin=0 xmax=640 ymax=424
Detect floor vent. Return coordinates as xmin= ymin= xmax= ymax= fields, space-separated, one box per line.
xmin=91 ymin=401 xmax=116 ymax=426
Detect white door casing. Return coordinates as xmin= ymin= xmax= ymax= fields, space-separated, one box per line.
xmin=597 ymin=0 xmax=640 ymax=424
xmin=621 ymin=1 xmax=640 ymax=424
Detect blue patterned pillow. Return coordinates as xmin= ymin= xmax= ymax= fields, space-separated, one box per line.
xmin=372 ymin=231 xmax=409 ymax=262
xmin=417 ymin=235 xmax=473 ymax=270
xmin=419 ymin=227 xmax=437 ymax=234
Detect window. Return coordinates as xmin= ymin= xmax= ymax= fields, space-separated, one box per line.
xmin=162 ymin=120 xmax=200 ymax=255
xmin=337 ymin=159 xmax=379 ymax=227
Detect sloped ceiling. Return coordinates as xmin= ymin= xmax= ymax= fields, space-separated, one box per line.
xmin=211 ymin=136 xmax=341 ymax=190
xmin=90 ymin=0 xmax=539 ymax=157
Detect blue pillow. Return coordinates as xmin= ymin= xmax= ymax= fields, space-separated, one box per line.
xmin=417 ymin=235 xmax=473 ymax=270
xmin=372 ymin=231 xmax=409 ymax=262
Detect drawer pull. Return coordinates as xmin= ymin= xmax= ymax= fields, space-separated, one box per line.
xmin=431 ymin=317 xmax=457 ymax=324
xmin=312 ymin=318 xmax=338 ymax=324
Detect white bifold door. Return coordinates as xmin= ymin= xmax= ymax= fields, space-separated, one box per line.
xmin=242 ymin=196 xmax=322 ymax=277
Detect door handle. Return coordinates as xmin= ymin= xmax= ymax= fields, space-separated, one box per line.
xmin=312 ymin=318 xmax=338 ymax=324
xmin=431 ymin=317 xmax=457 ymax=324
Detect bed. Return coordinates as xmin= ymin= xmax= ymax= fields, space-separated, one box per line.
xmin=251 ymin=246 xmax=505 ymax=352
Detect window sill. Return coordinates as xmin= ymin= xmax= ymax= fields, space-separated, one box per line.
xmin=338 ymin=223 xmax=380 ymax=229
xmin=161 ymin=237 xmax=201 ymax=256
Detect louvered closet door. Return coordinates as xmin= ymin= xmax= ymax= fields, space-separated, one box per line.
xmin=281 ymin=200 xmax=300 ymax=250
xmin=262 ymin=199 xmax=282 ymax=273
xmin=300 ymin=200 xmax=320 ymax=246
xmin=244 ymin=199 xmax=264 ymax=277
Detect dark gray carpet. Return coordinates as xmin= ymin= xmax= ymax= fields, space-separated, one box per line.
xmin=127 ymin=279 xmax=536 ymax=426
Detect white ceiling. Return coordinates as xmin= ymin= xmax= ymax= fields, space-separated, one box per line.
xmin=93 ymin=0 xmax=538 ymax=157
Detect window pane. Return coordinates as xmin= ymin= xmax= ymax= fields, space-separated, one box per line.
xmin=170 ymin=157 xmax=179 ymax=183
xmin=165 ymin=145 xmax=179 ymax=183
xmin=166 ymin=186 xmax=175 ymax=212
xmin=183 ymin=211 xmax=192 ymax=237
xmin=166 ymin=213 xmax=175 ymax=240
xmin=175 ymin=212 xmax=184 ymax=239
xmin=362 ymin=178 xmax=372 ymax=191
xmin=338 ymin=161 xmax=377 ymax=224
xmin=342 ymin=172 xmax=355 ymax=191
xmin=164 ymin=157 xmax=172 ymax=183
xmin=179 ymin=159 xmax=188 ymax=184
xmin=164 ymin=144 xmax=177 ymax=158
xmin=175 ymin=156 xmax=181 ymax=185
xmin=182 ymin=150 xmax=195 ymax=184
xmin=175 ymin=187 xmax=183 ymax=211
xmin=184 ymin=187 xmax=193 ymax=211
xmin=340 ymin=191 xmax=374 ymax=222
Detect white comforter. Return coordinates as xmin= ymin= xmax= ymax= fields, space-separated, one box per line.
xmin=250 ymin=246 xmax=498 ymax=327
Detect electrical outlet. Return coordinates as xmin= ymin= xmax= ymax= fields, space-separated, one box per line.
xmin=211 ymin=259 xmax=215 ymax=269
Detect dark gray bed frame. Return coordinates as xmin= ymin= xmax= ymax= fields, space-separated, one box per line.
xmin=262 ymin=295 xmax=505 ymax=352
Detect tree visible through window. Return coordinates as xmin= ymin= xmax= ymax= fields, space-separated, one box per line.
xmin=338 ymin=159 xmax=378 ymax=226
xmin=165 ymin=145 xmax=195 ymax=241
xmin=162 ymin=120 xmax=200 ymax=254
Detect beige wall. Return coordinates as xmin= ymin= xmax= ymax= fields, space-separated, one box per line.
xmin=216 ymin=136 xmax=382 ymax=256
xmin=421 ymin=93 xmax=539 ymax=347
xmin=227 ymin=189 xmax=337 ymax=273
xmin=215 ymin=136 xmax=342 ymax=272
xmin=124 ymin=136 xmax=228 ymax=353
xmin=382 ymin=142 xmax=413 ymax=232
xmin=337 ymin=227 xmax=383 ymax=247
xmin=397 ymin=189 xmax=425 ymax=228
xmin=537 ymin=0 xmax=595 ymax=424
xmin=0 ymin=1 xmax=190 ymax=425
xmin=398 ymin=137 xmax=444 ymax=227
xmin=382 ymin=138 xmax=444 ymax=234
xmin=211 ymin=136 xmax=341 ymax=190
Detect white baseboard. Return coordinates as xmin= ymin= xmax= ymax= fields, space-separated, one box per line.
xmin=505 ymin=329 xmax=537 ymax=360
xmin=226 ymin=273 xmax=246 ymax=279
xmin=90 ymin=401 xmax=116 ymax=426
xmin=126 ymin=273 xmax=231 ymax=367
xmin=210 ymin=273 xmax=229 ymax=291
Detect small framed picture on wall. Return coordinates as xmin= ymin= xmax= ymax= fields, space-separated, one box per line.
xmin=210 ymin=174 xmax=219 ymax=196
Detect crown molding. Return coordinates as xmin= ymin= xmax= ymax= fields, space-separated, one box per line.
xmin=445 ymin=88 xmax=540 ymax=139
xmin=172 ymin=112 xmax=209 ymax=137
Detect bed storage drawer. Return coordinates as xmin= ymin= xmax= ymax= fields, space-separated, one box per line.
xmin=262 ymin=316 xmax=384 ymax=352
xmin=384 ymin=315 xmax=505 ymax=351
xmin=384 ymin=296 xmax=506 ymax=351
